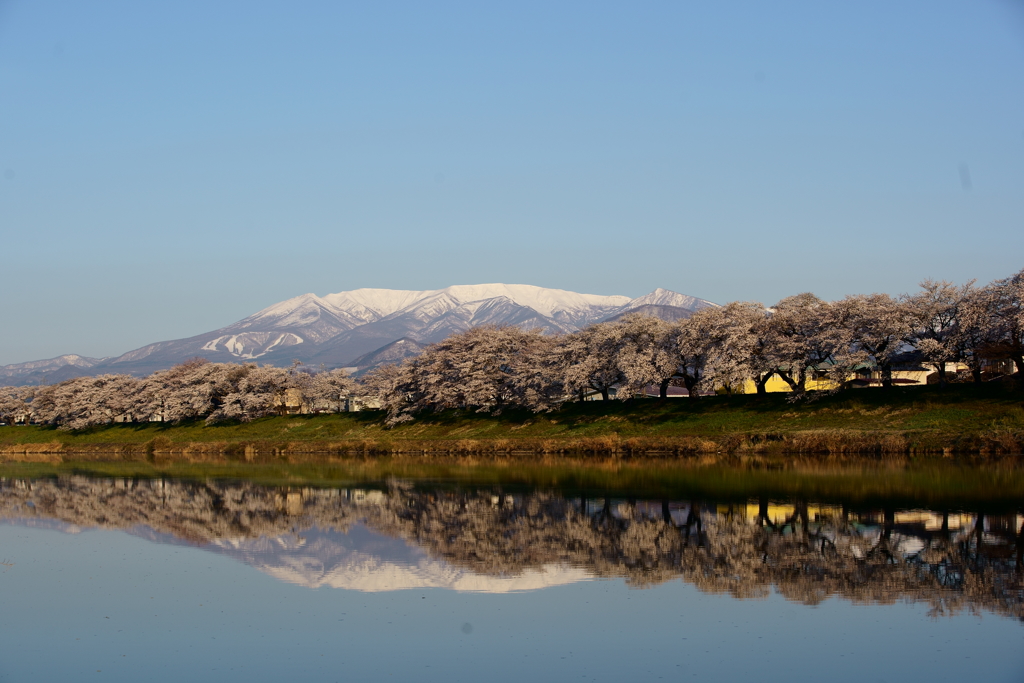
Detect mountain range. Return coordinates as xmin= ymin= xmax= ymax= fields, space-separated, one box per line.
xmin=1 ymin=283 xmax=716 ymax=384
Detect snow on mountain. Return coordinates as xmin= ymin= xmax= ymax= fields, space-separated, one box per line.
xmin=201 ymin=332 xmax=304 ymax=359
xmin=618 ymin=288 xmax=717 ymax=313
xmin=3 ymin=284 xmax=717 ymax=382
xmin=253 ymin=556 xmax=591 ymax=593
xmin=227 ymin=292 xmax=372 ymax=341
xmin=604 ymin=304 xmax=698 ymax=324
xmin=0 ymin=354 xmax=102 ymax=372
xmin=320 ymin=288 xmax=432 ymax=319
xmin=206 ymin=526 xmax=591 ymax=593
xmin=323 ymin=284 xmax=631 ymax=321
xmin=5 ymin=517 xmax=592 ymax=594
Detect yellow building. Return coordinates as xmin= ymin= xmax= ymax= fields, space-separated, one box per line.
xmin=739 ymin=362 xmax=969 ymax=394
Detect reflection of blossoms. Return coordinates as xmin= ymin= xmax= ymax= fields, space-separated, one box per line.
xmin=0 ymin=476 xmax=1019 ymax=618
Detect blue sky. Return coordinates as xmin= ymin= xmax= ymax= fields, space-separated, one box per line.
xmin=1 ymin=0 xmax=1022 ymax=364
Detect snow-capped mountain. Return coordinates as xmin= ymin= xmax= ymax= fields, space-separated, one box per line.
xmin=1 ymin=284 xmax=717 ymax=382
xmin=201 ymin=525 xmax=592 ymax=593
xmin=618 ymin=288 xmax=712 ymax=313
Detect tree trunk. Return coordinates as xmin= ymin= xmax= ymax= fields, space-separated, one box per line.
xmin=880 ymin=364 xmax=893 ymax=388
xmin=758 ymin=497 xmax=769 ymax=527
xmin=975 ymin=513 xmax=985 ymax=552
xmin=600 ymin=387 xmax=609 ymax=402
xmin=659 ymin=378 xmax=670 ymax=399
xmin=936 ymin=362 xmax=947 ymax=388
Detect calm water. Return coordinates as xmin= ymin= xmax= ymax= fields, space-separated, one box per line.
xmin=1 ymin=469 xmax=1022 ymax=682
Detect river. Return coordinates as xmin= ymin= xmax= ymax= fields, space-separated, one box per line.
xmin=0 ymin=462 xmax=1021 ymax=681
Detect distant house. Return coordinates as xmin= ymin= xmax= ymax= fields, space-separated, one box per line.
xmin=640 ymin=385 xmax=690 ymax=398
xmin=582 ymin=387 xmax=618 ymax=401
xmin=737 ymin=358 xmax=975 ymax=394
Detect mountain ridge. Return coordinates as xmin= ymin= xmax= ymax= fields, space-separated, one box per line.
xmin=1 ymin=283 xmax=716 ymax=384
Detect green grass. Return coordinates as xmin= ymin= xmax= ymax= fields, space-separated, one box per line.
xmin=1 ymin=383 xmax=1022 ymax=455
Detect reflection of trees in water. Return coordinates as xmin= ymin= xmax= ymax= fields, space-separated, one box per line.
xmin=745 ymin=500 xmax=1022 ymax=618
xmin=0 ymin=476 xmax=1020 ymax=618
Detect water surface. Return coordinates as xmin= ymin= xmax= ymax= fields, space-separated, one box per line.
xmin=1 ymin=466 xmax=1021 ymax=681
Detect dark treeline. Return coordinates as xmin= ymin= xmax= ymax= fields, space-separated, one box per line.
xmin=1 ymin=269 xmax=1021 ymax=429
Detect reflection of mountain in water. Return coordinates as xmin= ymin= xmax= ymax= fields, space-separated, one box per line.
xmin=0 ymin=477 xmax=1021 ymax=616
xmin=135 ymin=524 xmax=590 ymax=592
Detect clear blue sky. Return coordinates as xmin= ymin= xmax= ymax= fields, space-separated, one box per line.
xmin=1 ymin=0 xmax=1022 ymax=364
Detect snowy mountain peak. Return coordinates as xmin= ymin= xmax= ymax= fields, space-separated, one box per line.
xmin=321 ymin=288 xmax=429 ymax=319
xmin=2 ymin=284 xmax=717 ymax=382
xmin=321 ymin=284 xmax=631 ymax=320
xmin=621 ymin=288 xmax=717 ymax=312
xmin=244 ymin=293 xmax=332 ymax=326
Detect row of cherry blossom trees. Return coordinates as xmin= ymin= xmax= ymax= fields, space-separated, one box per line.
xmin=1 ymin=269 xmax=1021 ymax=429
xmin=361 ymin=269 xmax=1023 ymax=423
xmin=0 ymin=360 xmax=357 ymax=430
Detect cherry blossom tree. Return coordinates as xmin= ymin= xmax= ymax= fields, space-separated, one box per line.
xmin=141 ymin=358 xmax=233 ymax=422
xmin=360 ymin=326 xmax=554 ymax=424
xmin=0 ymin=386 xmax=33 ymax=425
xmin=612 ymin=314 xmax=677 ymax=399
xmin=670 ymin=306 xmax=753 ymax=399
xmin=989 ymin=268 xmax=1024 ymax=383
xmin=307 ymin=368 xmax=358 ymax=413
xmin=419 ymin=326 xmax=552 ymax=411
xmin=828 ymin=293 xmax=916 ymax=388
xmin=953 ymin=285 xmax=1002 ymax=383
xmin=907 ymin=279 xmax=984 ymax=386
xmin=508 ymin=333 xmax=563 ymax=412
xmin=718 ymin=302 xmax=775 ymax=395
xmin=768 ymin=293 xmax=838 ymax=393
xmin=555 ymin=322 xmax=624 ymax=402
xmin=31 ymin=374 xmax=143 ymax=430
xmin=360 ymin=360 xmax=421 ymax=425
xmin=206 ymin=364 xmax=292 ymax=423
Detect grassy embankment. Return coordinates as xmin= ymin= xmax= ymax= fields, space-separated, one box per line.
xmin=1 ymin=383 xmax=1022 ymax=463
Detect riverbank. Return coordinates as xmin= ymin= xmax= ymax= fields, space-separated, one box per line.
xmin=1 ymin=384 xmax=1022 ymax=462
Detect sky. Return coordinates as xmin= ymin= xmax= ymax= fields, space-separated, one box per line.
xmin=1 ymin=0 xmax=1023 ymax=365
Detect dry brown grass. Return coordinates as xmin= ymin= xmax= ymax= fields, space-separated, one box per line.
xmin=2 ymin=425 xmax=1022 ymax=465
